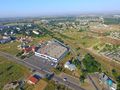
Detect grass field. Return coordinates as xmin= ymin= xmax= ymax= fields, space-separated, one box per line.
xmin=0 ymin=56 xmax=30 ymax=89
xmin=0 ymin=41 xmax=20 ymax=55
xmin=62 ymin=30 xmax=99 ymax=48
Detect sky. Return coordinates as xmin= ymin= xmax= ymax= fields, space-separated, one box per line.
xmin=0 ymin=0 xmax=120 ymax=17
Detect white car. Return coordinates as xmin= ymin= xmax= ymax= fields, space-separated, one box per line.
xmin=51 ymin=63 xmax=54 ymax=66
xmin=63 ymin=78 xmax=67 ymax=81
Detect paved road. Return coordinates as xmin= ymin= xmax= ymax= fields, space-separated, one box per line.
xmin=53 ymin=75 xmax=85 ymax=90
xmin=59 ymin=73 xmax=81 ymax=87
xmin=0 ymin=51 xmax=85 ymax=90
xmin=88 ymin=75 xmax=99 ymax=90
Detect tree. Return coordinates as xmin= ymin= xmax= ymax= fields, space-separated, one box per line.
xmin=117 ymin=76 xmax=120 ymax=83
xmin=112 ymin=69 xmax=118 ymax=78
xmin=116 ymin=76 xmax=120 ymax=90
xmin=80 ymin=75 xmax=85 ymax=83
xmin=83 ymin=53 xmax=101 ymax=73
xmin=72 ymin=59 xmax=81 ymax=69
xmin=56 ymin=64 xmax=63 ymax=72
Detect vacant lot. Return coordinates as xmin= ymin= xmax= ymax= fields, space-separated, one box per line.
xmin=33 ymin=80 xmax=48 ymax=90
xmin=0 ymin=56 xmax=30 ymax=89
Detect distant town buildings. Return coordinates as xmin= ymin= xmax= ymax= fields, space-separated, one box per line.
xmin=76 ymin=16 xmax=104 ymax=25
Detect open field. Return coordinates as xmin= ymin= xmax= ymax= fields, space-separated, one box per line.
xmin=62 ymin=30 xmax=99 ymax=48
xmin=0 ymin=41 xmax=20 ymax=55
xmin=0 ymin=56 xmax=30 ymax=89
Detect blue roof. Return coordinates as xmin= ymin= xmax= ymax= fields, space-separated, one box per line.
xmin=33 ymin=74 xmax=41 ymax=80
xmin=107 ymin=79 xmax=113 ymax=86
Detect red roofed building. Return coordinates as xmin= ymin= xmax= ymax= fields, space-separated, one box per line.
xmin=23 ymin=46 xmax=36 ymax=54
xmin=27 ymin=76 xmax=38 ymax=84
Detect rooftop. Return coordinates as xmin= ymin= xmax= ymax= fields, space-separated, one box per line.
xmin=28 ymin=76 xmax=38 ymax=84
xmin=64 ymin=61 xmax=76 ymax=71
xmin=37 ymin=40 xmax=68 ymax=59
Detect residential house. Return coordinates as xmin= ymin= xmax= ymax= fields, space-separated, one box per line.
xmin=99 ymin=73 xmax=117 ymax=90
xmin=27 ymin=76 xmax=39 ymax=85
xmin=27 ymin=72 xmax=43 ymax=85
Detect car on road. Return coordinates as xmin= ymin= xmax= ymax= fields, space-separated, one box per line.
xmin=51 ymin=63 xmax=54 ymax=66
xmin=63 ymin=78 xmax=67 ymax=81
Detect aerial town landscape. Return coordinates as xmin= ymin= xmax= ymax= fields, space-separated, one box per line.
xmin=0 ymin=0 xmax=120 ymax=90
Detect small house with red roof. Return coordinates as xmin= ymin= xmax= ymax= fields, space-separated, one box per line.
xmin=22 ymin=46 xmax=36 ymax=55
xmin=27 ymin=72 xmax=42 ymax=85
xmin=27 ymin=76 xmax=38 ymax=85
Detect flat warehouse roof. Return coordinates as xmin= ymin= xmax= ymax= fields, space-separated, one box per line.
xmin=37 ymin=40 xmax=68 ymax=59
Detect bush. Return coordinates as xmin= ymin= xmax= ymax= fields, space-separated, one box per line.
xmin=16 ymin=51 xmax=23 ymax=57
xmin=72 ymin=59 xmax=81 ymax=69
xmin=56 ymin=65 xmax=63 ymax=72
xmin=79 ymin=75 xmax=86 ymax=83
xmin=20 ymin=55 xmax=26 ymax=59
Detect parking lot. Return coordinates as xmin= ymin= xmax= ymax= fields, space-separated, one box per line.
xmin=24 ymin=55 xmax=56 ymax=72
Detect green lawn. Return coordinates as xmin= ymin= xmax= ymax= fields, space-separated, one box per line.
xmin=0 ymin=56 xmax=30 ymax=89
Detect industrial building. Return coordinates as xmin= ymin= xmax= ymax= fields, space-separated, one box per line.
xmin=35 ymin=39 xmax=69 ymax=63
